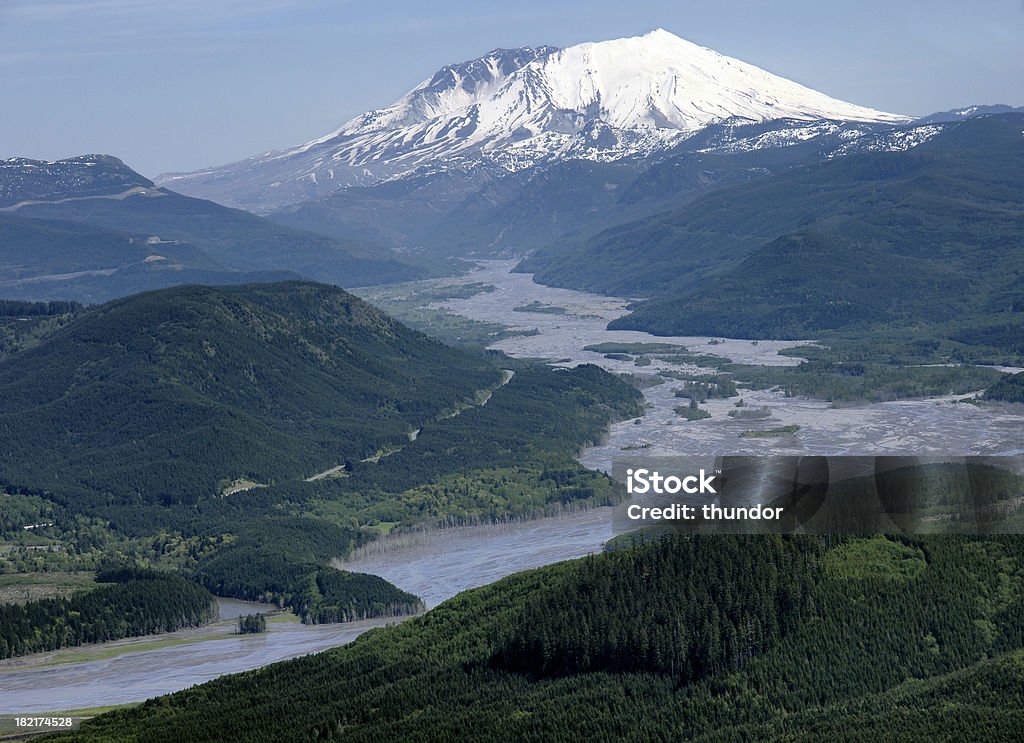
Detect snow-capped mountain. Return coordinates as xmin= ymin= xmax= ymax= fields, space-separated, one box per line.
xmin=159 ymin=29 xmax=909 ymax=211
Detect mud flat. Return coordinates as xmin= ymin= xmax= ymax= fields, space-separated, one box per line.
xmin=0 ymin=599 xmax=390 ymax=714
xmin=428 ymin=261 xmax=1024 ymax=470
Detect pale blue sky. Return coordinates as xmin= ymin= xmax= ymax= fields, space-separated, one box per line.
xmin=2 ymin=0 xmax=1022 ymax=177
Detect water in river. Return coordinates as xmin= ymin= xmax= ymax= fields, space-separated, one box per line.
xmin=341 ymin=508 xmax=615 ymax=608
xmin=0 ymin=508 xmax=615 ymax=713
xmin=0 ymin=600 xmax=394 ymax=714
xmin=3 ymin=260 xmax=1021 ymax=713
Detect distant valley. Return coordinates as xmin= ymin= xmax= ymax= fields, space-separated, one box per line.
xmin=140 ymin=31 xmax=1024 ymax=367
xmin=526 ymin=114 xmax=1024 ymax=363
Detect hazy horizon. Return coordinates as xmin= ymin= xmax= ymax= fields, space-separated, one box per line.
xmin=2 ymin=0 xmax=1022 ymax=177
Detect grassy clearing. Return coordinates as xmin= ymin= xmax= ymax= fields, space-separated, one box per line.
xmin=219 ymin=478 xmax=268 ymax=497
xmin=267 ymin=612 xmax=301 ymax=625
xmin=363 ymin=521 xmax=400 ymax=537
xmin=824 ymin=536 xmax=927 ymax=582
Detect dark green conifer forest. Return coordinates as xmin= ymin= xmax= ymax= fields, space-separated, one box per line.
xmin=56 ymin=534 xmax=1024 ymax=742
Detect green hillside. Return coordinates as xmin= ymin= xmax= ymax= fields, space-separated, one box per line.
xmin=524 ymin=114 xmax=1024 ymax=356
xmin=59 ymin=534 xmax=1024 ymax=741
xmin=0 ymin=213 xmax=222 ymax=275
xmin=0 ymin=280 xmax=501 ymax=506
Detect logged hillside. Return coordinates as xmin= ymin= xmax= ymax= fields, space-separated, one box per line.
xmin=0 ymin=281 xmax=500 ymax=505
xmin=524 ymin=114 xmax=1024 ymax=352
xmin=12 ymin=186 xmax=422 ymax=288
xmin=0 ymin=213 xmax=306 ymax=304
xmin=60 ymin=534 xmax=1024 ymax=742
xmin=0 ymin=156 xmax=421 ymax=302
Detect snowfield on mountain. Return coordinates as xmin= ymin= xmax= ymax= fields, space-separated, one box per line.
xmin=158 ymin=29 xmax=909 ymax=211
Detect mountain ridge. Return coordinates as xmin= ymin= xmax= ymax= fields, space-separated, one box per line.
xmin=158 ymin=29 xmax=908 ymax=212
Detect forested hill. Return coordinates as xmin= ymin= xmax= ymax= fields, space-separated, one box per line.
xmin=0 ymin=280 xmax=501 ymax=506
xmin=61 ymin=534 xmax=1024 ymax=741
xmin=523 ymin=114 xmax=1024 ymax=354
